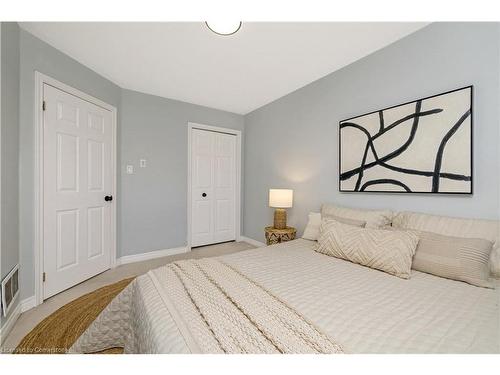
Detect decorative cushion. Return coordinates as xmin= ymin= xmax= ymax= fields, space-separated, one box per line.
xmin=321 ymin=203 xmax=392 ymax=229
xmin=412 ymin=231 xmax=493 ymax=288
xmin=302 ymin=212 xmax=365 ymax=241
xmin=393 ymin=211 xmax=500 ymax=278
xmin=315 ymin=219 xmax=419 ymax=279
xmin=302 ymin=213 xmax=322 ymax=241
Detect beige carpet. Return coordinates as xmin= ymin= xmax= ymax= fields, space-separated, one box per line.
xmin=15 ymin=278 xmax=134 ymax=354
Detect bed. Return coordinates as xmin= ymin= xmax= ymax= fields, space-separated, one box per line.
xmin=70 ymin=238 xmax=500 ymax=354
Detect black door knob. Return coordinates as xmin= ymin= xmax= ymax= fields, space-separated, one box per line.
xmin=202 ymin=193 xmax=207 ymax=197
xmin=104 ymin=195 xmax=113 ymax=202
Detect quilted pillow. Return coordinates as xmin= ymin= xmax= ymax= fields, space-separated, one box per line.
xmin=321 ymin=203 xmax=392 ymax=229
xmin=315 ymin=219 xmax=419 ymax=279
xmin=302 ymin=212 xmax=365 ymax=241
xmin=326 ymin=214 xmax=366 ymax=228
xmin=413 ymin=231 xmax=494 ymax=288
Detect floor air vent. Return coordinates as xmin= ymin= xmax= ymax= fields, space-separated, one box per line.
xmin=1 ymin=264 xmax=19 ymax=317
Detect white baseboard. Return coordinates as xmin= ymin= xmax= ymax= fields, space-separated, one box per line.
xmin=20 ymin=296 xmax=37 ymax=313
xmin=116 ymin=246 xmax=189 ymax=266
xmin=0 ymin=294 xmax=40 ymax=345
xmin=0 ymin=301 xmax=21 ymax=345
xmin=239 ymin=236 xmax=266 ymax=248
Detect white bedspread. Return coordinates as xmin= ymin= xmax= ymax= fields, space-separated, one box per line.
xmin=71 ymin=239 xmax=500 ymax=354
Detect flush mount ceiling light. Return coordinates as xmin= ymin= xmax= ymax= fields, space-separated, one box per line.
xmin=205 ymin=21 xmax=242 ymax=36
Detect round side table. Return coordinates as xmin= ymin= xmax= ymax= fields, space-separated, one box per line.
xmin=264 ymin=226 xmax=297 ymax=245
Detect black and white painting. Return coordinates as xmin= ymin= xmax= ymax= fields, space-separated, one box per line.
xmin=339 ymin=86 xmax=472 ymax=194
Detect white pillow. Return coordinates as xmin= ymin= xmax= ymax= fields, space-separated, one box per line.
xmin=302 ymin=212 xmax=322 ymax=240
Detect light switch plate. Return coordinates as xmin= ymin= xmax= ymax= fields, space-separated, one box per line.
xmin=140 ymin=159 xmax=147 ymax=168
xmin=126 ymin=165 xmax=134 ymax=174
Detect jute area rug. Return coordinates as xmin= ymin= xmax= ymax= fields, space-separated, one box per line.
xmin=14 ymin=277 xmax=134 ymax=354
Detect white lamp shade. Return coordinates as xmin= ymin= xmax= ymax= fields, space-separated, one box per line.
xmin=269 ymin=189 xmax=293 ymax=208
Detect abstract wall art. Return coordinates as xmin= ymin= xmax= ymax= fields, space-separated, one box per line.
xmin=339 ymin=86 xmax=472 ymax=194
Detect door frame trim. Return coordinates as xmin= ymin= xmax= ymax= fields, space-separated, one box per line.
xmin=34 ymin=72 xmax=118 ymax=306
xmin=187 ymin=122 xmax=242 ymax=250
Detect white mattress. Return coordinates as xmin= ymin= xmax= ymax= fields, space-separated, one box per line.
xmin=72 ymin=239 xmax=500 ymax=354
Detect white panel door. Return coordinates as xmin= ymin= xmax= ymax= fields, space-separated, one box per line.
xmin=43 ymin=84 xmax=113 ymax=299
xmin=191 ymin=129 xmax=236 ymax=247
xmin=191 ymin=129 xmax=214 ymax=247
xmin=213 ymin=132 xmax=236 ymax=243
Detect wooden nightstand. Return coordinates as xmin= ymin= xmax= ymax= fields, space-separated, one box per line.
xmin=265 ymin=226 xmax=297 ymax=245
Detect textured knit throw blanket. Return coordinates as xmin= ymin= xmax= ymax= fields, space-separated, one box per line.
xmin=69 ymin=258 xmax=344 ymax=354
xmin=149 ymin=258 xmax=344 ymax=354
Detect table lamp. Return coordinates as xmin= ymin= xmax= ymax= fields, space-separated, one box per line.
xmin=269 ymin=189 xmax=293 ymax=229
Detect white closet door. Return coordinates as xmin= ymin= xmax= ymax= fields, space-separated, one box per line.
xmin=191 ymin=129 xmax=215 ymax=247
xmin=191 ymin=128 xmax=236 ymax=247
xmin=213 ymin=132 xmax=236 ymax=243
xmin=43 ymin=84 xmax=113 ymax=299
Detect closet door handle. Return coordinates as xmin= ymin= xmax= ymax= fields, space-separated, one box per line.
xmin=202 ymin=193 xmax=207 ymax=197
xmin=104 ymin=195 xmax=113 ymax=202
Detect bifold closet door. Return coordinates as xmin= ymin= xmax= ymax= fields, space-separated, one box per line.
xmin=191 ymin=128 xmax=236 ymax=247
xmin=43 ymin=84 xmax=113 ymax=299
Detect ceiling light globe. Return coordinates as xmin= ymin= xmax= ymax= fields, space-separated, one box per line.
xmin=205 ymin=21 xmax=242 ymax=36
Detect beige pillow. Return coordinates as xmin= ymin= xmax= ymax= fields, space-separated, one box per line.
xmin=393 ymin=211 xmax=500 ymax=278
xmin=325 ymin=214 xmax=366 ymax=228
xmin=302 ymin=213 xmax=366 ymax=241
xmin=321 ymin=203 xmax=392 ymax=229
xmin=413 ymin=231 xmax=494 ymax=288
xmin=315 ymin=219 xmax=419 ymax=279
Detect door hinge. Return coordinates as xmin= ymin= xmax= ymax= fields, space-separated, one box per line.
xmin=42 ymin=101 xmax=46 ymax=111
xmin=43 ymin=272 xmax=46 ymax=282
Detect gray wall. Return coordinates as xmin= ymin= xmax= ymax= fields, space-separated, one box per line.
xmin=120 ymin=89 xmax=244 ymax=256
xmin=16 ymin=28 xmax=245 ymax=300
xmin=1 ymin=22 xmax=20 ymax=328
xmin=10 ymin=22 xmax=500 ymax=302
xmin=18 ymin=29 xmax=121 ymax=299
xmin=243 ymin=23 xmax=500 ymax=242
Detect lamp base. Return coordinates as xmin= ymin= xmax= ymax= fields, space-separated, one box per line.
xmin=273 ymin=208 xmax=287 ymax=229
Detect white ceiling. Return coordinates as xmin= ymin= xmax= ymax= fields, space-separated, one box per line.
xmin=19 ymin=22 xmax=428 ymax=114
